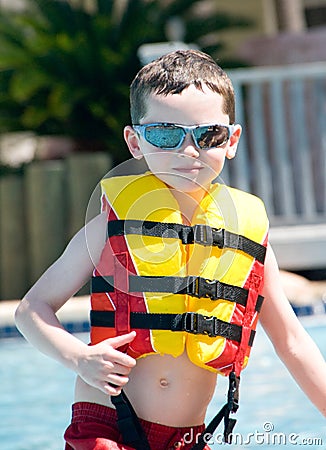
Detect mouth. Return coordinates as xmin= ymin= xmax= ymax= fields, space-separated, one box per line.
xmin=172 ymin=166 xmax=203 ymax=173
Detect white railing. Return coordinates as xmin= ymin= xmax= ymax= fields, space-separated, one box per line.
xmin=225 ymin=62 xmax=326 ymax=227
xmin=224 ymin=63 xmax=326 ymax=270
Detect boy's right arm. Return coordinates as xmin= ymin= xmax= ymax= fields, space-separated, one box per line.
xmin=15 ymin=212 xmax=136 ymax=396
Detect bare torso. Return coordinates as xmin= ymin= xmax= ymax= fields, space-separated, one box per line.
xmin=75 ymin=192 xmax=218 ymax=426
xmin=75 ymin=351 xmax=217 ymax=426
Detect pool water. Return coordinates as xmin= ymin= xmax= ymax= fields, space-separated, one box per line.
xmin=1 ymin=317 xmax=326 ymax=450
xmin=1 ymin=335 xmax=76 ymax=450
xmin=208 ymin=316 xmax=326 ymax=449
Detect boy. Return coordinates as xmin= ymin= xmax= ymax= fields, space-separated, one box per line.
xmin=15 ymin=50 xmax=326 ymax=450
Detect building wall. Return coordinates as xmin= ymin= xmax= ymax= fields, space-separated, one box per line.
xmin=212 ymin=0 xmax=326 ymax=63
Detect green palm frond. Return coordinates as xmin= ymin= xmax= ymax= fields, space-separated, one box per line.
xmin=0 ymin=0 xmax=252 ymax=162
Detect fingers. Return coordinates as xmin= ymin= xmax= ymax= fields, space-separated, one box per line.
xmin=100 ymin=332 xmax=137 ymax=368
xmin=101 ymin=367 xmax=132 ymax=396
xmin=105 ymin=331 xmax=137 ymax=349
xmin=110 ymin=362 xmax=132 ymax=376
xmin=78 ymin=332 xmax=137 ymax=395
xmin=105 ymin=384 xmax=123 ymax=396
xmin=98 ymin=332 xmax=137 ymax=395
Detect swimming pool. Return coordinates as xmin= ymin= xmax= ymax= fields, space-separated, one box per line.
xmin=208 ymin=316 xmax=326 ymax=449
xmin=1 ymin=317 xmax=325 ymax=450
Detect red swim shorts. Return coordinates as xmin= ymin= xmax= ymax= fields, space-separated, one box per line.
xmin=64 ymin=402 xmax=211 ymax=450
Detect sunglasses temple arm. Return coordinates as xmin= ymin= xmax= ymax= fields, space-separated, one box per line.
xmin=229 ymin=124 xmax=237 ymax=137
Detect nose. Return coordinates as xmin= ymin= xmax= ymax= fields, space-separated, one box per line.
xmin=178 ymin=133 xmax=200 ymax=158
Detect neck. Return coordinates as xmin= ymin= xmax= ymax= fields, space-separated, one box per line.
xmin=171 ymin=188 xmax=207 ymax=224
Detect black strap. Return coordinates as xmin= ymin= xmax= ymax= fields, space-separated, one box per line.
xmin=111 ymin=391 xmax=151 ymax=450
xmin=90 ymin=310 xmax=256 ymax=346
xmin=107 ymin=220 xmax=266 ymax=264
xmin=190 ymin=372 xmax=240 ymax=449
xmin=91 ymin=275 xmax=264 ymax=312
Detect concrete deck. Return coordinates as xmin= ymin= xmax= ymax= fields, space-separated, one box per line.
xmin=269 ymin=223 xmax=326 ymax=271
xmin=0 ymin=296 xmax=90 ymax=338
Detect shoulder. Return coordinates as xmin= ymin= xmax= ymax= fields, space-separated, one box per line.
xmin=223 ymin=184 xmax=266 ymax=208
xmin=73 ymin=212 xmax=107 ymax=266
xmin=259 ymin=243 xmax=307 ymax=351
xmin=209 ymin=183 xmax=269 ymax=237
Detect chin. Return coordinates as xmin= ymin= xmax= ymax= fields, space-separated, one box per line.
xmin=159 ymin=173 xmax=211 ymax=194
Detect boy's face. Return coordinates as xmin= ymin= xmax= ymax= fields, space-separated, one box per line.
xmin=124 ymin=85 xmax=241 ymax=200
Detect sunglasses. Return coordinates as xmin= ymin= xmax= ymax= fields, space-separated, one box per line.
xmin=133 ymin=122 xmax=236 ymax=150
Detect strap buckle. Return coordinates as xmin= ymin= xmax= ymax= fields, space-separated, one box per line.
xmin=212 ymin=227 xmax=224 ymax=249
xmin=187 ymin=276 xmax=217 ymax=299
xmin=193 ymin=224 xmax=225 ymax=249
xmin=193 ymin=224 xmax=214 ymax=246
xmin=182 ymin=312 xmax=217 ymax=337
xmin=227 ymin=372 xmax=240 ymax=413
xmin=182 ymin=312 xmax=199 ymax=334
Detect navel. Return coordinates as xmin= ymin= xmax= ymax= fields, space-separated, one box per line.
xmin=159 ymin=378 xmax=169 ymax=388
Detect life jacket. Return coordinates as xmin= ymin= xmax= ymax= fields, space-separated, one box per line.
xmin=90 ymin=172 xmax=268 ymax=378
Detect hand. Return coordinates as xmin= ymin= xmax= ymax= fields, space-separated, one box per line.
xmin=77 ymin=331 xmax=137 ymax=396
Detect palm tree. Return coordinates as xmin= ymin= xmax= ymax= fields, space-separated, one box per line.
xmin=0 ymin=0 xmax=252 ymax=163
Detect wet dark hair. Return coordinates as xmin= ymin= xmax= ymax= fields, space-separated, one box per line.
xmin=130 ymin=49 xmax=235 ymax=124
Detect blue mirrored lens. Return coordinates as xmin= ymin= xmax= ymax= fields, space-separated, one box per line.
xmin=145 ymin=126 xmax=183 ymax=149
xmin=193 ymin=125 xmax=229 ymax=149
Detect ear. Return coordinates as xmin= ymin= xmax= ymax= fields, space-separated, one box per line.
xmin=124 ymin=126 xmax=143 ymax=160
xmin=226 ymin=124 xmax=242 ymax=160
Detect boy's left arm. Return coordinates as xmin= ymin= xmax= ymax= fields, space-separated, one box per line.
xmin=259 ymin=243 xmax=326 ymax=417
